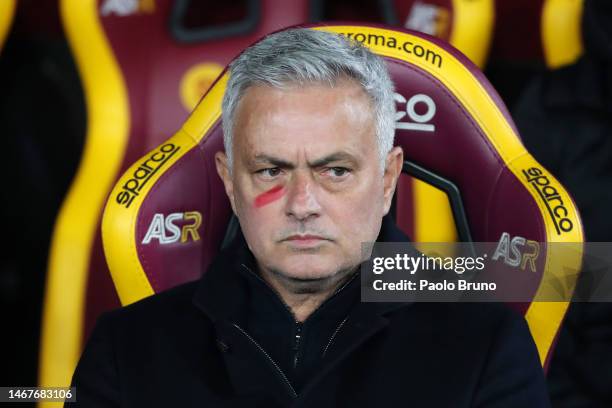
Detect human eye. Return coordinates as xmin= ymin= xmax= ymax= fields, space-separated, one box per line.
xmin=255 ymin=167 xmax=282 ymax=180
xmin=323 ymin=167 xmax=352 ymax=180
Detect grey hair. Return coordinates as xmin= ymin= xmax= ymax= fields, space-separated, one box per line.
xmin=221 ymin=28 xmax=396 ymax=172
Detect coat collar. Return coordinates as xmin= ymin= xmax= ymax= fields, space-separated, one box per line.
xmin=192 ymin=215 xmax=413 ymax=322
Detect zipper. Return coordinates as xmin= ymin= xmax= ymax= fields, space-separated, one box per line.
xmin=238 ymin=263 xmax=357 ymax=385
xmin=293 ymin=321 xmax=303 ymax=368
xmin=232 ymin=323 xmax=298 ymax=398
xmin=322 ymin=316 xmax=349 ymax=358
xmin=241 ymin=263 xmax=305 ymax=377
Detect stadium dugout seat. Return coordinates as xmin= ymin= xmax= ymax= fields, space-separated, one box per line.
xmin=102 ymin=24 xmax=584 ymax=373
xmin=0 ymin=0 xmax=16 ymax=51
xmin=40 ymin=0 xmax=499 ymax=392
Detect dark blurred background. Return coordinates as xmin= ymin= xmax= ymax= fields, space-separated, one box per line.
xmin=1 ymin=0 xmax=610 ymax=407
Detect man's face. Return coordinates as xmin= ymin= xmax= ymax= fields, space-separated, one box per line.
xmin=216 ymin=79 xmax=402 ymax=289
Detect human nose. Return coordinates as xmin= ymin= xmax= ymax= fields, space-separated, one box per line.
xmin=285 ymin=171 xmax=322 ymax=221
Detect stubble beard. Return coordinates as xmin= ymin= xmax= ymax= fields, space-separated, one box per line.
xmin=266 ymin=262 xmax=358 ymax=295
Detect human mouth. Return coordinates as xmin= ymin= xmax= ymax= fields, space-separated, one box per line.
xmin=283 ymin=235 xmax=329 ymax=247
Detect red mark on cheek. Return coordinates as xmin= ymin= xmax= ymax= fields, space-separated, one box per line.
xmin=254 ymin=185 xmax=285 ymax=208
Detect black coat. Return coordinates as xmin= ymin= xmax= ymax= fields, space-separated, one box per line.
xmin=69 ymin=218 xmax=550 ymax=407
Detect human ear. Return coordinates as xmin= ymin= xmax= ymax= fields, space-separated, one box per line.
xmin=214 ymin=151 xmax=237 ymax=214
xmin=382 ymin=146 xmax=403 ymax=215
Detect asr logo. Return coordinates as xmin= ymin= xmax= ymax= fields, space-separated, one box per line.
xmin=394 ymin=93 xmax=436 ymax=132
xmin=492 ymin=232 xmax=540 ymax=273
xmin=101 ymin=0 xmax=155 ymax=17
xmin=142 ymin=211 xmax=202 ymax=245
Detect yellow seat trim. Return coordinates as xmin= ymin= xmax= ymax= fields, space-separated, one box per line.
xmin=542 ymin=0 xmax=584 ymax=69
xmin=38 ymin=0 xmax=130 ymax=399
xmin=450 ymin=0 xmax=494 ymax=68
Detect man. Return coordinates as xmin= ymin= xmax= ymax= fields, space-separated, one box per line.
xmin=70 ymin=28 xmax=550 ymax=407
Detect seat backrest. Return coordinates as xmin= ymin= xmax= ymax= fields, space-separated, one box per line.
xmin=102 ymin=24 xmax=584 ymax=368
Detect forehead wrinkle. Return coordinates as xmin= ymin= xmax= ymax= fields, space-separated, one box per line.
xmin=249 ymin=149 xmax=363 ymax=170
xmin=234 ymin=81 xmax=377 ymax=166
xmin=250 ymin=153 xmax=295 ymax=169
xmin=243 ymin=80 xmax=373 ymax=127
xmin=307 ymin=151 xmax=361 ymax=167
